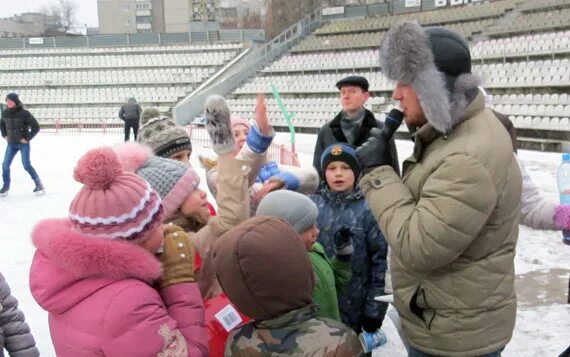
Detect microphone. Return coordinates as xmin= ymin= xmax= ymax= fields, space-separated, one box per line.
xmin=382 ymin=108 xmax=404 ymax=140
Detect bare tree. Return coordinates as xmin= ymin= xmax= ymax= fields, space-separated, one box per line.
xmin=39 ymin=0 xmax=77 ymax=35
xmin=264 ymin=0 xmax=323 ymax=38
xmin=241 ymin=11 xmax=262 ymax=29
xmin=57 ymin=0 xmax=77 ymax=32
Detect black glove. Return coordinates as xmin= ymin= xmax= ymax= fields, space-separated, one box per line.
xmin=356 ymin=128 xmax=391 ymax=175
xmin=333 ymin=226 xmax=354 ymax=259
xmin=356 ymin=109 xmax=404 ymax=175
xmin=361 ymin=315 xmax=383 ymax=333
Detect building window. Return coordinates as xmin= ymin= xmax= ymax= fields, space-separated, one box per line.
xmin=121 ymin=2 xmax=130 ymax=11
xmin=125 ymin=17 xmax=131 ymax=25
xmin=135 ymin=3 xmax=151 ymax=10
xmin=136 ymin=15 xmax=152 ymax=23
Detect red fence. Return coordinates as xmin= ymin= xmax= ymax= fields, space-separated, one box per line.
xmin=41 ymin=121 xmax=300 ymax=167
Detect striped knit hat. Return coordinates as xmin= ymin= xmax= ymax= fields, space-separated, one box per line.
xmin=69 ymin=147 xmax=164 ymax=243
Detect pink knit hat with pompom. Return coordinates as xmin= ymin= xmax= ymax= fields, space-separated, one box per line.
xmin=69 ymin=147 xmax=164 ymax=243
xmin=231 ymin=115 xmax=251 ymax=130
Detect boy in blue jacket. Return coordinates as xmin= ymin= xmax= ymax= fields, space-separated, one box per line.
xmin=310 ymin=143 xmax=388 ymax=336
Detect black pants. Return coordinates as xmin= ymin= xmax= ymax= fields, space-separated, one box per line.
xmin=124 ymin=119 xmax=139 ymax=141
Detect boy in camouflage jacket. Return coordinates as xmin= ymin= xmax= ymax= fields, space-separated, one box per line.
xmin=214 ymin=216 xmax=364 ymax=356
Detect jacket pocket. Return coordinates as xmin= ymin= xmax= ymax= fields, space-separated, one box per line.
xmin=409 ymin=285 xmax=436 ymax=330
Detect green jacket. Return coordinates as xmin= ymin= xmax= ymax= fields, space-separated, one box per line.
xmin=225 ymin=304 xmax=364 ymax=356
xmin=361 ymin=92 xmax=522 ymax=356
xmin=308 ymin=242 xmax=352 ymax=321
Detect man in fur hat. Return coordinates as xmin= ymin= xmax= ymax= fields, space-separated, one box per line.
xmin=356 ymin=21 xmax=522 ymax=356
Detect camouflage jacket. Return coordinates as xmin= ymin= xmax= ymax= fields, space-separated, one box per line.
xmin=224 ymin=304 xmax=364 ymax=356
xmin=310 ymin=185 xmax=388 ymax=331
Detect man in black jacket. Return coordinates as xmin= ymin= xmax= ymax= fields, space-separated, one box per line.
xmin=118 ymin=97 xmax=142 ymax=141
xmin=312 ymin=76 xmax=399 ymax=177
xmin=0 ymin=93 xmax=43 ymax=196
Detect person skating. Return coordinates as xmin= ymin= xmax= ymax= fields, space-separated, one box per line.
xmin=0 ymin=93 xmax=43 ymax=196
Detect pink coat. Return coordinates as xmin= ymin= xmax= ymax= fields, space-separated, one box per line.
xmin=29 ymin=218 xmax=208 ymax=357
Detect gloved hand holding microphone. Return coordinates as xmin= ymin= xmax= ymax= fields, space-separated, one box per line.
xmin=356 ymin=108 xmax=404 ymax=175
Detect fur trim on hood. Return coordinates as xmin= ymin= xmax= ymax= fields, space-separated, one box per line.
xmin=31 ymin=218 xmax=162 ymax=283
xmin=379 ymin=21 xmax=481 ymax=134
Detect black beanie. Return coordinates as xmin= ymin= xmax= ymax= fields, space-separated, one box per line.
xmin=6 ymin=93 xmax=20 ymax=105
xmin=424 ymin=27 xmax=472 ymax=93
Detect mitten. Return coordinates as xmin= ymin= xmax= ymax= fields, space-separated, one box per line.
xmin=361 ymin=315 xmax=382 ymax=333
xmin=554 ymin=204 xmax=570 ymax=230
xmin=158 ymin=223 xmax=196 ymax=289
xmin=204 ymin=95 xmax=235 ymax=155
xmin=198 ymin=155 xmax=218 ymax=170
xmin=333 ymin=226 xmax=354 ymax=258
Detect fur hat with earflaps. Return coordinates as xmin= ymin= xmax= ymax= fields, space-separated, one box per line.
xmin=379 ymin=21 xmax=481 ymax=134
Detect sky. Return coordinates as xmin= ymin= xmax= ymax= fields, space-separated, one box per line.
xmin=0 ymin=0 xmax=99 ymax=28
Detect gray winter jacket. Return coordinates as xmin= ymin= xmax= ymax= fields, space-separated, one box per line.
xmin=0 ymin=273 xmax=39 ymax=357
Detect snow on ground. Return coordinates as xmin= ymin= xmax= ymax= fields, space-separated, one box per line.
xmin=0 ymin=131 xmax=568 ymax=356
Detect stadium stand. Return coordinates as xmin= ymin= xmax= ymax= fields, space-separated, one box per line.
xmin=221 ymin=0 xmax=570 ymax=151
xmin=2 ymin=0 xmax=570 ymax=151
xmin=0 ymin=43 xmax=244 ymax=124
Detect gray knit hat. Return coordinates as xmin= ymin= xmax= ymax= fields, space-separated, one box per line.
xmin=114 ymin=143 xmax=200 ymax=217
xmin=256 ymin=190 xmax=318 ymax=234
xmin=138 ymin=116 xmax=192 ymax=159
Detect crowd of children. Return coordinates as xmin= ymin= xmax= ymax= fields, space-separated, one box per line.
xmin=0 ymin=92 xmax=394 ymax=356
xmin=2 ymin=80 xmax=568 ymax=356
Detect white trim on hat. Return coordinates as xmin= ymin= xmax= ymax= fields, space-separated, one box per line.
xmin=74 ymin=194 xmax=162 ymax=240
xmin=69 ymin=182 xmax=154 ymax=225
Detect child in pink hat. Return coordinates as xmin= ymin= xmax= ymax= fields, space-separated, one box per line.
xmin=29 ymin=147 xmax=208 ymax=357
xmin=113 ymin=94 xmax=259 ymax=301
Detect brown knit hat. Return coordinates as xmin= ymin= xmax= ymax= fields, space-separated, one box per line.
xmin=214 ymin=216 xmax=315 ymax=321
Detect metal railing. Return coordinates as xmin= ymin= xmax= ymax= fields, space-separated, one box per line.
xmin=0 ymin=29 xmax=265 ymax=50
xmin=39 ymin=121 xmax=300 ymax=166
xmin=172 ymin=9 xmax=323 ymax=125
